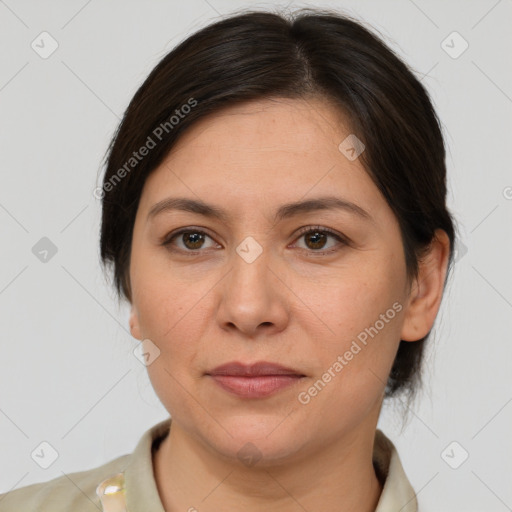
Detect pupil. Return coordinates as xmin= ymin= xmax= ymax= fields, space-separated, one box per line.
xmin=307 ymin=231 xmax=326 ymax=249
xmin=184 ymin=232 xmax=204 ymax=249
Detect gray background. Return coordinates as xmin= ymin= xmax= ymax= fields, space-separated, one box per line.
xmin=1 ymin=0 xmax=511 ymax=510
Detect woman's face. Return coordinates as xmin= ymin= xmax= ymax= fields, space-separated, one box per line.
xmin=128 ymin=97 xmax=418 ymax=463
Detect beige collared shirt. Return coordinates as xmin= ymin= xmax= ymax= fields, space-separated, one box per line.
xmin=0 ymin=418 xmax=418 ymax=511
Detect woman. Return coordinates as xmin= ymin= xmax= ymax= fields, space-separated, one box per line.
xmin=0 ymin=7 xmax=455 ymax=512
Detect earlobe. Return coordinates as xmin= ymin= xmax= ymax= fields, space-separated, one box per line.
xmin=129 ymin=305 xmax=142 ymax=340
xmin=400 ymin=229 xmax=451 ymax=342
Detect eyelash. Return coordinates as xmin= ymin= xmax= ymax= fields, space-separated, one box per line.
xmin=161 ymin=225 xmax=349 ymax=257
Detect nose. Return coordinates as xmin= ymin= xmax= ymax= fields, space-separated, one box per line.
xmin=215 ymin=242 xmax=289 ymax=338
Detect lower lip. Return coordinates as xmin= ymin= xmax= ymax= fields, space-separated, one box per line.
xmin=208 ymin=375 xmax=304 ymax=398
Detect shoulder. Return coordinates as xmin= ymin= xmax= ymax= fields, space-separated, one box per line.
xmin=0 ymin=453 xmax=130 ymax=512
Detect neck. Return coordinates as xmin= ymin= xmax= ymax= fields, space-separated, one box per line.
xmin=153 ymin=420 xmax=383 ymax=512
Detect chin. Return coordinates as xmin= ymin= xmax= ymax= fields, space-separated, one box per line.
xmin=205 ymin=418 xmax=307 ymax=467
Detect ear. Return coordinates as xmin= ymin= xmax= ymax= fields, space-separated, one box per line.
xmin=400 ymin=229 xmax=451 ymax=342
xmin=129 ymin=303 xmax=142 ymax=341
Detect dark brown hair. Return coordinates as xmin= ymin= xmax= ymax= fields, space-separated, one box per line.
xmin=98 ymin=8 xmax=457 ymax=402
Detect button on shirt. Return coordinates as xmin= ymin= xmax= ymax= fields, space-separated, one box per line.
xmin=0 ymin=418 xmax=418 ymax=511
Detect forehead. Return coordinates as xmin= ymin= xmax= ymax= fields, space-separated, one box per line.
xmin=139 ymin=97 xmax=387 ymax=223
xmin=168 ymin=96 xmax=349 ymax=159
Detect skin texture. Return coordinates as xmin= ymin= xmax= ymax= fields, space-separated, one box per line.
xmin=128 ymin=97 xmax=450 ymax=511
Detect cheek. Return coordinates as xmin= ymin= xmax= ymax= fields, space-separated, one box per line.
xmin=133 ymin=259 xmax=205 ymax=340
xmin=136 ymin=282 xmax=203 ymax=417
xmin=133 ymin=291 xmax=197 ymax=403
xmin=301 ymin=266 xmax=398 ymax=343
xmin=298 ymin=268 xmax=404 ymax=399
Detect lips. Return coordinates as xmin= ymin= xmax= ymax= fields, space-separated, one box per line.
xmin=207 ymin=361 xmax=305 ymax=377
xmin=206 ymin=361 xmax=306 ymax=398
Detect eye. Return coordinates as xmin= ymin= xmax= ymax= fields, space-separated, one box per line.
xmin=162 ymin=225 xmax=349 ymax=256
xmin=162 ymin=227 xmax=220 ymax=253
xmin=292 ymin=226 xmax=348 ymax=255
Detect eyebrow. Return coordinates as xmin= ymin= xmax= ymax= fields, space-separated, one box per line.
xmin=147 ymin=195 xmax=373 ymax=224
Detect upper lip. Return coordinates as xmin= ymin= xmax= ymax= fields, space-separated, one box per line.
xmin=207 ymin=361 xmax=305 ymax=377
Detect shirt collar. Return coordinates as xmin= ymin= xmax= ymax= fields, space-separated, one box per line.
xmin=373 ymin=429 xmax=418 ymax=511
xmin=111 ymin=419 xmax=417 ymax=512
